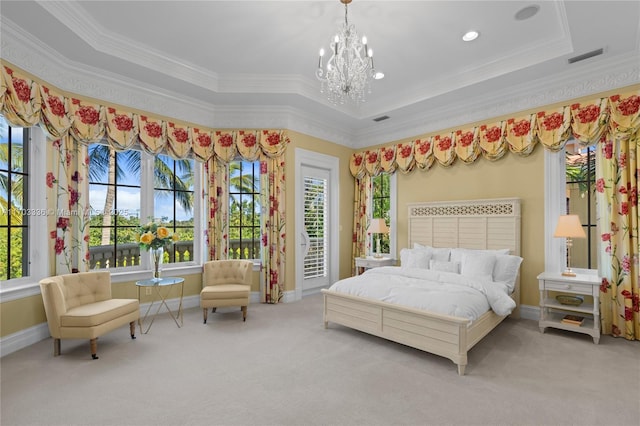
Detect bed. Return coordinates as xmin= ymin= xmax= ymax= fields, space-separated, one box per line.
xmin=321 ymin=198 xmax=522 ymax=375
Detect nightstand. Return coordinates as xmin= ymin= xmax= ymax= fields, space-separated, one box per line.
xmin=537 ymin=272 xmax=600 ymax=344
xmin=355 ymin=256 xmax=395 ymax=275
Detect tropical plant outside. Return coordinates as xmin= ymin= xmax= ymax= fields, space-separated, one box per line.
xmin=372 ymin=173 xmax=391 ymax=253
xmin=228 ymin=160 xmax=261 ymax=259
xmin=88 ymin=144 xmax=195 ymax=267
xmin=0 ymin=116 xmax=27 ymax=280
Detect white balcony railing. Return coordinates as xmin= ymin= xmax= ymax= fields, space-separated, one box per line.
xmin=88 ymin=239 xmax=260 ymax=269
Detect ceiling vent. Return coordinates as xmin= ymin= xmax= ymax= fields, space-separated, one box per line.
xmin=373 ymin=115 xmax=390 ymax=122
xmin=568 ymin=48 xmax=604 ymax=64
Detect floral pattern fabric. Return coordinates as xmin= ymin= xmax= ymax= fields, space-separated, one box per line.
xmin=1 ymin=62 xmax=289 ymax=302
xmin=596 ymin=94 xmax=640 ymax=340
xmin=47 ymin=135 xmax=90 ymax=274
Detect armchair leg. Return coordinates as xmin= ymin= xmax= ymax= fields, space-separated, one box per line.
xmin=53 ymin=338 xmax=61 ymax=357
xmin=203 ymin=308 xmax=208 ymax=324
xmin=242 ymin=306 xmax=247 ymax=322
xmin=90 ymin=338 xmax=98 ymax=360
xmin=130 ymin=321 xmax=136 ymax=339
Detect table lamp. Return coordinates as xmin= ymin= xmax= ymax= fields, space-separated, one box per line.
xmin=367 ymin=218 xmax=389 ymax=258
xmin=553 ymin=214 xmax=586 ymax=276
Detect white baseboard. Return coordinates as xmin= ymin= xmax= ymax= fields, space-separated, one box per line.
xmin=519 ymin=304 xmax=539 ymax=321
xmin=1 ymin=322 xmax=50 ymax=358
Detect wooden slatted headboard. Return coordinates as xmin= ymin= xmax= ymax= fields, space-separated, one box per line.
xmin=408 ymin=198 xmax=521 ymax=256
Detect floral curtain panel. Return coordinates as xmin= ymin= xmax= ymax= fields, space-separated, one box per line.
xmin=1 ymin=63 xmax=289 ymax=293
xmin=595 ymin=95 xmax=640 ymax=341
xmin=47 ymin=135 xmax=90 ymax=274
xmin=204 ymin=157 xmax=230 ymax=261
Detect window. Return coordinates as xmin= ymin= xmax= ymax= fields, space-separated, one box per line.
xmin=303 ymin=175 xmax=327 ymax=279
xmin=154 ymin=154 xmax=194 ymax=263
xmin=564 ymin=142 xmax=597 ymax=269
xmin=88 ymin=145 xmax=141 ymax=268
xmin=88 ymin=144 xmax=197 ymax=270
xmin=372 ymin=174 xmax=390 ymax=253
xmin=0 ymin=117 xmax=29 ymax=280
xmin=0 ymin=115 xmax=47 ymax=292
xmin=228 ymin=160 xmax=261 ymax=260
xmin=371 ymin=173 xmax=397 ymax=257
xmin=544 ymin=139 xmax=598 ymax=273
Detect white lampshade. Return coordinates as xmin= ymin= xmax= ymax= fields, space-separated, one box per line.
xmin=553 ymin=215 xmax=586 ymax=238
xmin=367 ymin=218 xmax=389 ymax=234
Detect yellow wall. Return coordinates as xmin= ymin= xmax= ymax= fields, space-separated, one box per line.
xmin=395 ymin=146 xmax=545 ymax=307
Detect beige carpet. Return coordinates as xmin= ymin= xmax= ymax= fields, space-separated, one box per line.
xmin=1 ymin=293 xmax=639 ymax=426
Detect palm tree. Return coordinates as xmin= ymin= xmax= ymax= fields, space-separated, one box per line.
xmin=0 ymin=121 xmax=25 ymax=226
xmin=89 ymin=144 xmax=194 ymax=245
xmin=155 ymin=154 xmax=194 ymax=213
xmin=228 ymin=160 xmax=259 ymax=209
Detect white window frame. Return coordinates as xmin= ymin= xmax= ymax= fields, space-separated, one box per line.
xmin=88 ymin=148 xmax=203 ymax=283
xmin=0 ymin=125 xmax=49 ymax=301
xmin=544 ymin=147 xmax=597 ymax=276
xmin=226 ymin=158 xmax=262 ymax=263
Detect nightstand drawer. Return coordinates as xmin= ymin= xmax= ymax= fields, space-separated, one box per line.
xmin=543 ymin=280 xmax=593 ymax=294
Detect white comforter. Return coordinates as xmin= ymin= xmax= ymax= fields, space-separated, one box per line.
xmin=327 ymin=266 xmax=516 ymax=321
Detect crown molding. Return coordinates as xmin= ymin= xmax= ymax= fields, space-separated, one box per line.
xmin=2 ymin=14 xmax=639 ymax=150
xmin=351 ymin=53 xmax=640 ymax=149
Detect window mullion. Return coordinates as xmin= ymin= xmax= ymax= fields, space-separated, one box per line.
xmin=140 ymin=151 xmax=155 ymax=269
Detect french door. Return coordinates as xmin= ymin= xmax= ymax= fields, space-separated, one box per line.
xmin=295 ymin=149 xmax=339 ymax=298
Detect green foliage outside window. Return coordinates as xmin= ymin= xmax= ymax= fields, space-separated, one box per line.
xmin=372 ymin=174 xmax=391 ymax=253
xmin=228 ymin=160 xmax=261 ymax=259
xmin=0 ymin=117 xmax=28 ymax=280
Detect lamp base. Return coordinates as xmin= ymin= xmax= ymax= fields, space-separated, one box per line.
xmin=373 ymin=253 xmax=383 ymax=259
xmin=561 ymin=270 xmax=576 ymax=277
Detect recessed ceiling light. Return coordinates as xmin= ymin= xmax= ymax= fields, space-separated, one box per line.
xmin=462 ymin=31 xmax=479 ymax=42
xmin=515 ymin=5 xmax=540 ymax=21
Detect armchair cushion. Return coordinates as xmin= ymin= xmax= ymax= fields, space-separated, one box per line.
xmin=60 ymin=299 xmax=139 ymax=328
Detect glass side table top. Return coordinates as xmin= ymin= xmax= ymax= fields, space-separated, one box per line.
xmin=135 ymin=277 xmax=184 ymax=287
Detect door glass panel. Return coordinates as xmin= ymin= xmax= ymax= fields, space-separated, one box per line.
xmin=303 ymin=176 xmax=327 ymax=279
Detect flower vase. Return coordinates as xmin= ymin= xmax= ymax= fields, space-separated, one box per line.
xmin=150 ymin=247 xmax=164 ymax=280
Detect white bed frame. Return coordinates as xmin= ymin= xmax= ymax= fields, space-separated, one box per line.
xmin=322 ymin=198 xmax=521 ymax=375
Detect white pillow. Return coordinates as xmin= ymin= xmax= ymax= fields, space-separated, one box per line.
xmin=493 ymin=254 xmax=524 ymax=292
xmin=400 ymin=248 xmax=431 ymax=269
xmin=413 ymin=244 xmax=450 ymax=261
xmin=460 ymin=252 xmax=497 ymax=282
xmin=430 ymin=259 xmax=460 ymax=274
xmin=450 ymin=247 xmax=510 ymax=264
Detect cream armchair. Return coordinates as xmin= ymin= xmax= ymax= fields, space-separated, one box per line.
xmin=39 ymin=271 xmax=139 ymax=359
xmin=200 ymin=260 xmax=252 ymax=323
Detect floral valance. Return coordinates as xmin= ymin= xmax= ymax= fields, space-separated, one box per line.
xmin=0 ymin=63 xmax=289 ymax=161
xmin=350 ymin=90 xmax=640 ymax=177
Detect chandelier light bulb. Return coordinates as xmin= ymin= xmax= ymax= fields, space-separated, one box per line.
xmin=368 ymin=48 xmax=373 ymax=57
xmin=362 ymin=36 xmax=367 ymax=45
xmin=319 ymin=48 xmax=325 ymax=56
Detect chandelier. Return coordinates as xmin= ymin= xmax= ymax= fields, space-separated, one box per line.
xmin=315 ymin=0 xmax=382 ymax=105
